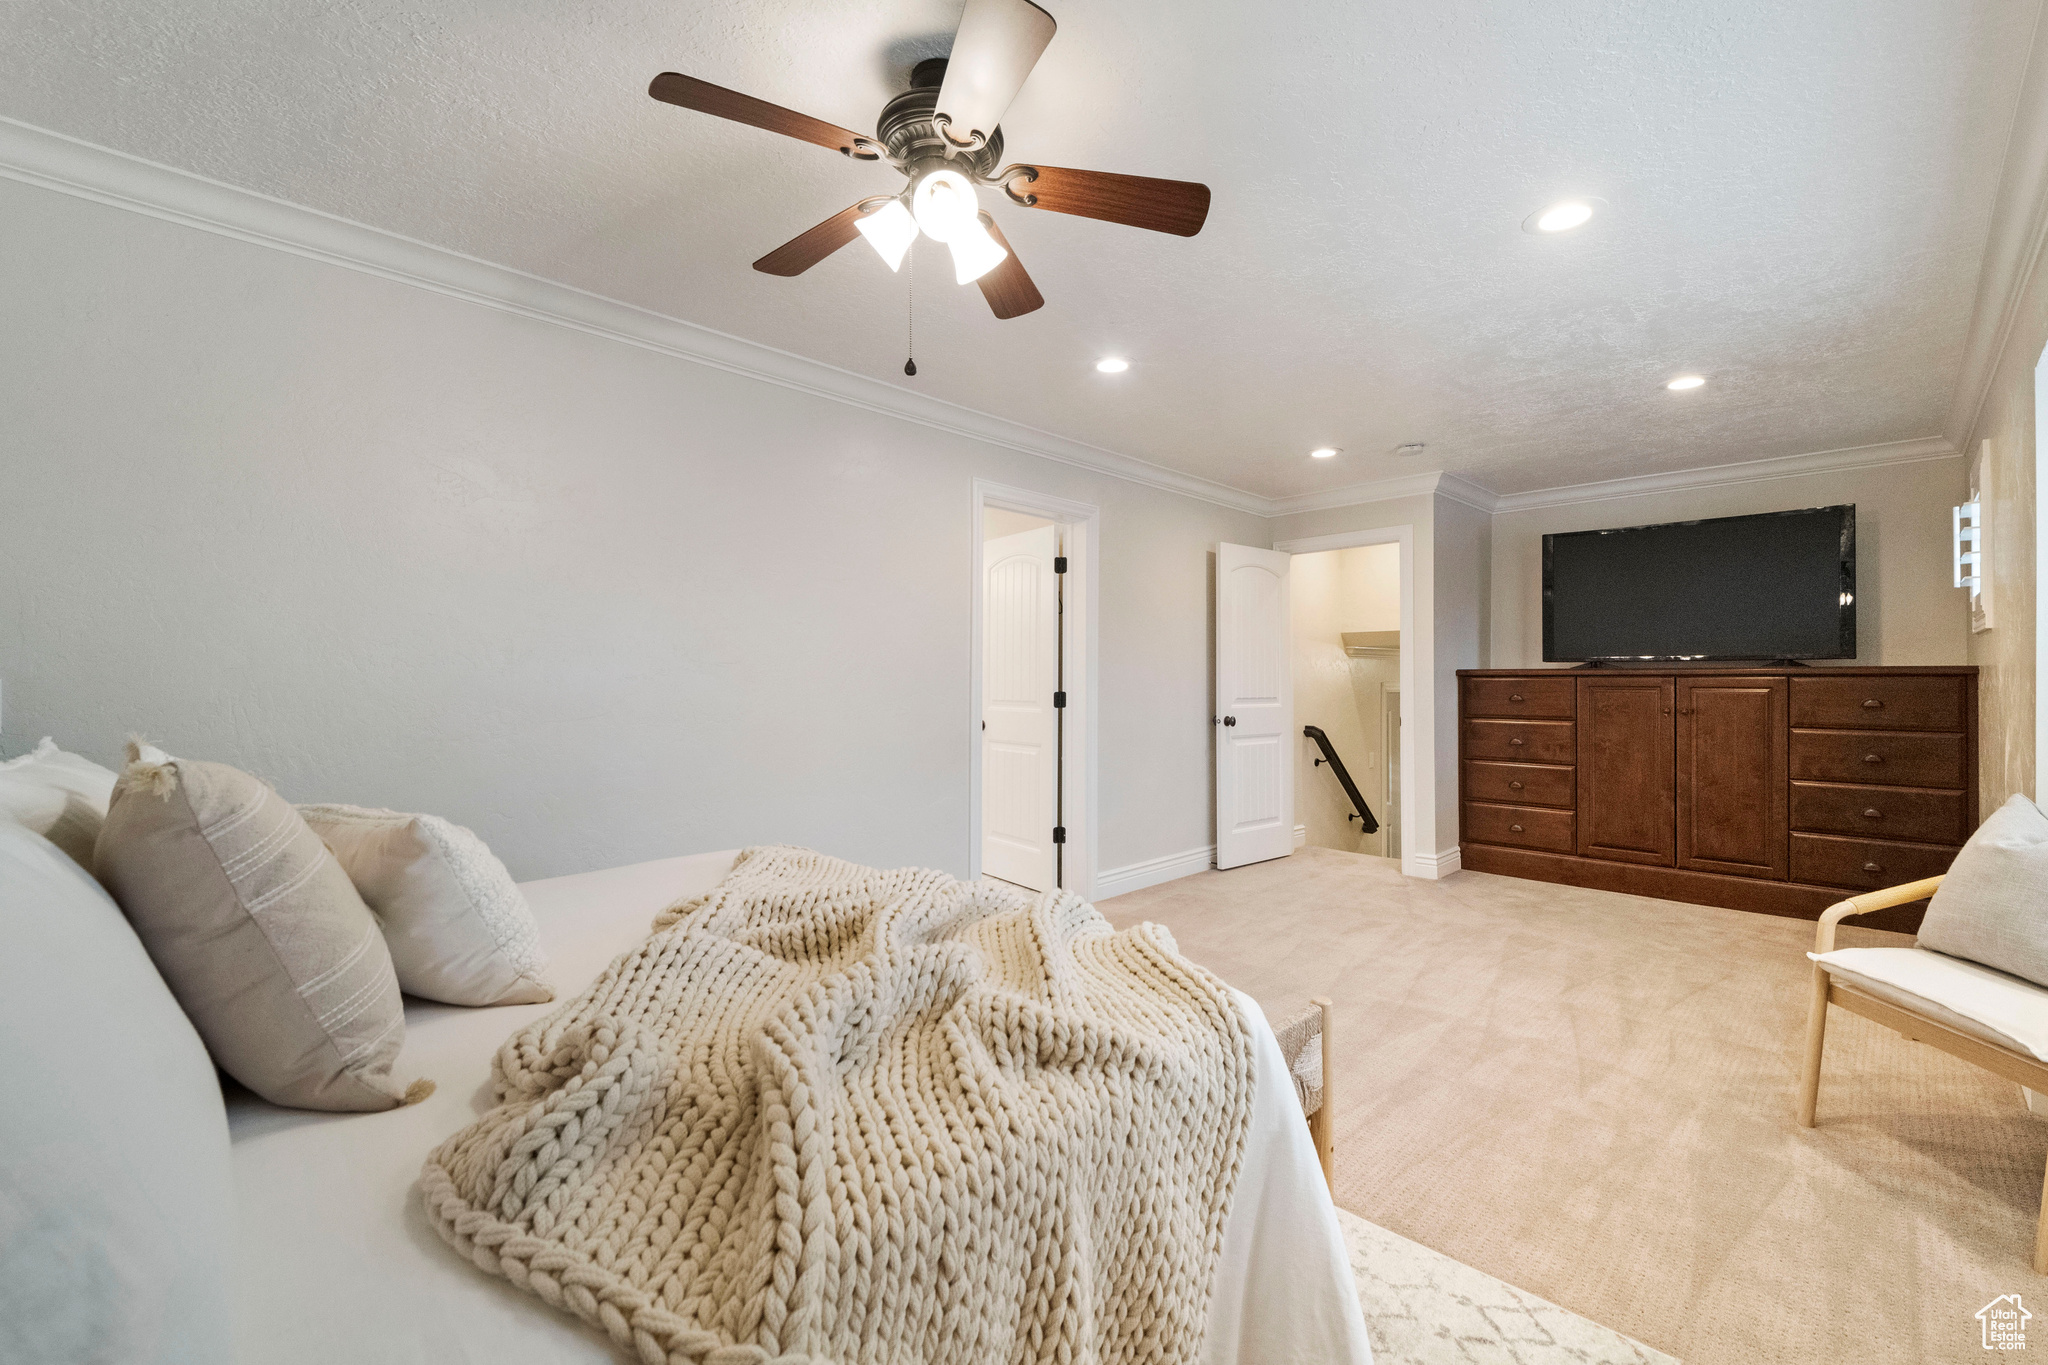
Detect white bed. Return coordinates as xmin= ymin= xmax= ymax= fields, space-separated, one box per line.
xmin=224 ymin=852 xmax=1372 ymax=1364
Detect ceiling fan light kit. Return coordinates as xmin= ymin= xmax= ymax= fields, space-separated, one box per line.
xmin=646 ymin=0 xmax=1210 ymax=323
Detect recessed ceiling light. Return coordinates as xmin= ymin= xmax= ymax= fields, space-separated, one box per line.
xmin=1095 ymin=357 xmax=1129 ymax=373
xmin=1310 ymin=447 xmax=1340 ymax=459
xmin=1521 ymin=199 xmax=1600 ymax=234
xmin=1667 ymin=374 xmax=1706 ymax=391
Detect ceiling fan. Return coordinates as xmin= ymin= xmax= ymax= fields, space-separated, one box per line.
xmin=647 ymin=0 xmax=1211 ymax=321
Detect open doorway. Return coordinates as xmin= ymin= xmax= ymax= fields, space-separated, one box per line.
xmin=970 ymin=482 xmax=1097 ymax=898
xmin=1290 ymin=543 xmax=1402 ymax=861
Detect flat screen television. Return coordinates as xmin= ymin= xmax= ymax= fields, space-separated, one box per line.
xmin=1542 ymin=505 xmax=1855 ymax=662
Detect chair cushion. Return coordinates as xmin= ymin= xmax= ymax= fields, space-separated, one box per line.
xmin=1812 ymin=945 xmax=2048 ymax=1061
xmin=0 ymin=737 xmax=119 ymax=869
xmin=298 ymin=804 xmax=552 ymax=1007
xmin=0 ymin=820 xmax=234 ymax=1364
xmin=1916 ymin=793 xmax=2048 ymax=987
xmin=95 ymin=746 xmax=424 ymax=1111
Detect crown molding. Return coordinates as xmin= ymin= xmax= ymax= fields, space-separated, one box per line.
xmin=0 ymin=118 xmax=1979 ymax=530
xmin=1487 ymin=435 xmax=1961 ymax=514
xmin=0 ymin=117 xmax=1275 ymax=517
xmin=1946 ymin=5 xmax=2048 ymax=449
xmin=1263 ymin=470 xmax=1457 ymax=517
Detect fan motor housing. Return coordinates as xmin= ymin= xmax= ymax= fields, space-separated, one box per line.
xmin=877 ymin=60 xmax=1004 ymax=180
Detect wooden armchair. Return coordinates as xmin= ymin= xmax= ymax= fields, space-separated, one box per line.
xmin=1799 ymin=875 xmax=2048 ymax=1272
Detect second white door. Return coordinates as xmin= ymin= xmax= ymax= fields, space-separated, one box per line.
xmin=983 ymin=524 xmax=1060 ymax=890
xmin=1215 ymin=542 xmax=1294 ymax=870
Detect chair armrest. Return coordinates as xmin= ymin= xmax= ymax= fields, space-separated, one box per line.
xmin=1813 ymin=876 xmax=1945 ymax=954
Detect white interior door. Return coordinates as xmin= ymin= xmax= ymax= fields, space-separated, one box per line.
xmin=1216 ymin=543 xmax=1294 ymax=869
xmin=983 ymin=524 xmax=1060 ymax=889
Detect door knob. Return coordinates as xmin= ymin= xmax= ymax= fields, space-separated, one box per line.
xmin=1509 ymin=781 xmax=1524 ymax=790
xmin=1509 ymin=737 xmax=1524 ymax=746
xmin=1862 ymin=699 xmax=1884 ymax=709
xmin=1223 ymin=716 xmax=1237 ymax=727
xmin=1863 ymin=808 xmax=1882 ymax=819
xmin=1862 ymin=753 xmax=1882 ymax=764
xmin=1862 ymin=861 xmax=1882 ymax=873
xmin=1509 ymin=824 xmax=1524 ymax=833
xmin=1509 ymin=694 xmax=1523 ymax=702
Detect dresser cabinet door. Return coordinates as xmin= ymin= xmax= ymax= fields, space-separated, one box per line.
xmin=1676 ymin=676 xmax=1789 ymax=880
xmin=1576 ymin=675 xmax=1676 ymax=866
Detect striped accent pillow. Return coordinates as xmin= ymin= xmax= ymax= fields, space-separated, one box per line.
xmin=95 ymin=745 xmax=428 ymax=1112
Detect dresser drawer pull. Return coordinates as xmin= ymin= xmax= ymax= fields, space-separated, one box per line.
xmin=1510 ymin=824 xmax=1524 ymax=833
xmin=1509 ymin=780 xmax=1524 ymax=790
xmin=1509 ymin=693 xmax=1523 ymax=702
xmin=1508 ymin=737 xmax=1524 ymax=746
xmin=1864 ymin=808 xmax=1882 ymax=819
xmin=1863 ymin=861 xmax=1882 ymax=873
xmin=1862 ymin=753 xmax=1882 ymax=764
xmin=1862 ymin=699 xmax=1884 ymax=710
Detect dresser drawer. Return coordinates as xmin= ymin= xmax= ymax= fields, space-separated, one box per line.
xmin=1789 ymin=781 xmax=1966 ymax=845
xmin=1464 ymin=802 xmax=1575 ymax=853
xmin=1463 ymin=719 xmax=1575 ymax=765
xmin=1463 ymin=676 xmax=1576 ymax=720
xmin=1464 ymin=760 xmax=1575 ymax=809
xmin=1790 ymin=675 xmax=1965 ymax=731
xmin=1791 ymin=833 xmax=1958 ymax=892
xmin=1789 ymin=729 xmax=1966 ymax=789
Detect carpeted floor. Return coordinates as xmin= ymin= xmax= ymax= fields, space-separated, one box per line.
xmin=1102 ymin=847 xmax=2047 ymax=1365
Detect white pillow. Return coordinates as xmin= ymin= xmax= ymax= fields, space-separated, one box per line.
xmin=1918 ymin=793 xmax=2048 ymax=988
xmin=0 ymin=818 xmax=234 ymax=1362
xmin=0 ymin=738 xmax=119 ymax=869
xmin=298 ymin=804 xmax=552 ymax=1007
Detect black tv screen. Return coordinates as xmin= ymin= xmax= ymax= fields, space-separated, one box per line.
xmin=1543 ymin=505 xmax=1855 ymax=661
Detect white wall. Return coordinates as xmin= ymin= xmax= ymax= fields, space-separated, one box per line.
xmin=1290 ymin=545 xmax=1399 ymax=854
xmin=1489 ymin=459 xmax=1969 ymax=669
xmin=0 ymin=177 xmax=1268 ymax=882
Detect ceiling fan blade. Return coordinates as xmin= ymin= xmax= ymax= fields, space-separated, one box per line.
xmin=753 ymin=202 xmax=872 ymax=276
xmin=649 ymin=72 xmax=880 ymax=160
xmin=999 ymin=165 xmax=1211 ymax=237
xmin=974 ymin=214 xmax=1044 ymax=319
xmin=934 ymin=0 xmax=1056 ymax=145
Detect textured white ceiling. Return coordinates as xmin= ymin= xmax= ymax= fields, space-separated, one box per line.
xmin=0 ymin=0 xmax=2036 ymax=497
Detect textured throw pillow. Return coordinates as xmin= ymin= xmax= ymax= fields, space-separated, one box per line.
xmin=0 ymin=737 xmax=119 ymax=869
xmin=94 ymin=743 xmax=429 ymax=1112
xmin=298 ymin=804 xmax=552 ymax=1007
xmin=1917 ymin=793 xmax=2048 ymax=988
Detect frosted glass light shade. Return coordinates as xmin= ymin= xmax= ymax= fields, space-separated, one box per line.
xmin=913 ymin=169 xmax=980 ymax=243
xmin=946 ymin=219 xmax=1009 ymax=284
xmin=855 ymin=199 xmax=917 ymax=271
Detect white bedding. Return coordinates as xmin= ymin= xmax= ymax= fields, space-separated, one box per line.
xmin=226 ymin=852 xmax=1371 ymax=1365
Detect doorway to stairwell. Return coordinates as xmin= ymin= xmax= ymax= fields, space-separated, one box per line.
xmin=1291 ymin=543 xmax=1403 ymax=860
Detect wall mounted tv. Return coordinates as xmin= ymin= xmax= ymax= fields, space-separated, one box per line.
xmin=1542 ymin=505 xmax=1855 ymax=662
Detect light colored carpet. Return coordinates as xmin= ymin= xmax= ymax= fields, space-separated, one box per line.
xmin=1104 ymin=847 xmax=2046 ymax=1365
xmin=1341 ymin=1207 xmax=1676 ymax=1365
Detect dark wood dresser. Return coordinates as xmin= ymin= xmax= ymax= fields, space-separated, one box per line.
xmin=1457 ymin=667 xmax=1978 ymax=932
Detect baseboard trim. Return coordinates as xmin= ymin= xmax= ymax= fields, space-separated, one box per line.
xmin=1404 ymin=846 xmax=1462 ymax=880
xmin=1293 ymin=824 xmax=1307 ymax=848
xmin=1094 ymin=844 xmax=1215 ymax=900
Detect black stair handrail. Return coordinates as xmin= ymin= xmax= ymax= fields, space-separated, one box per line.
xmin=1303 ymin=725 xmax=1380 ymax=834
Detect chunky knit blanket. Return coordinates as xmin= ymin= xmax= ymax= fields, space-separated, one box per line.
xmin=420 ymin=846 xmax=1256 ymax=1365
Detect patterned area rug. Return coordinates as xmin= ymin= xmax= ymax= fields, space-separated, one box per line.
xmin=1339 ymin=1208 xmax=1678 ymax=1365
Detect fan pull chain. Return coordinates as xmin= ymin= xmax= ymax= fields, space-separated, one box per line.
xmin=904 ymin=239 xmax=917 ymax=377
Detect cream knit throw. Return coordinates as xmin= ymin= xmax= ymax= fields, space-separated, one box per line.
xmin=420 ymin=846 xmax=1255 ymax=1365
